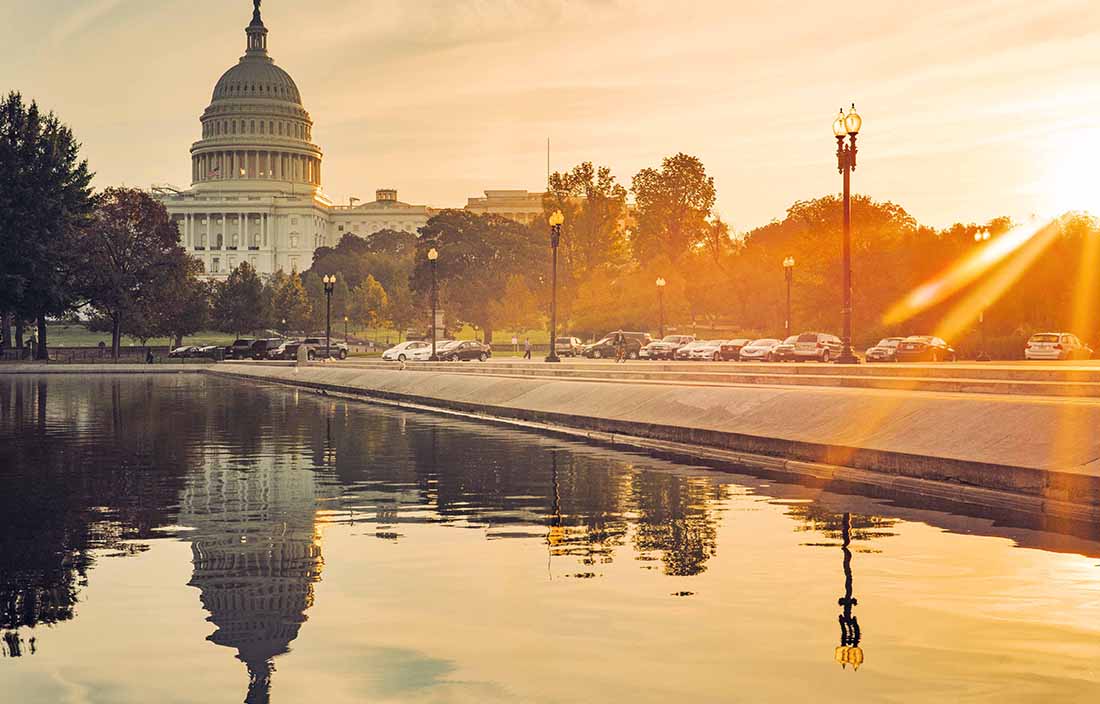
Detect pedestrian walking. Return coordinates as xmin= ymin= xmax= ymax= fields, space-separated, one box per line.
xmin=523 ymin=337 xmax=532 ymax=360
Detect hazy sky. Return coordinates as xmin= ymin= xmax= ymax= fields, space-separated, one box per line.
xmin=3 ymin=0 xmax=1100 ymax=231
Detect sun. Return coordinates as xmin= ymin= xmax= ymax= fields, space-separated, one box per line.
xmin=1040 ymin=127 xmax=1100 ymax=216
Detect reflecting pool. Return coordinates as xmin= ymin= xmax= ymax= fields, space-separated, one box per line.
xmin=1 ymin=375 xmax=1099 ymax=702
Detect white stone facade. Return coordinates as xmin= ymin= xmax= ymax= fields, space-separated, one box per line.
xmin=157 ymin=4 xmax=543 ymax=280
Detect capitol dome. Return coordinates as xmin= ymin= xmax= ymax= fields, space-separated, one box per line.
xmin=189 ymin=1 xmax=323 ymax=192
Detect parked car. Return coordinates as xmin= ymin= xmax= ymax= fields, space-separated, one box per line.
xmin=224 ymin=337 xmax=256 ymax=360
xmin=381 ymin=340 xmax=447 ymax=362
xmin=773 ymin=335 xmax=799 ymax=361
xmin=554 ymin=337 xmax=584 ymax=357
xmin=791 ymin=332 xmax=844 ymax=362
xmin=641 ymin=335 xmax=696 ymax=360
xmin=267 ymin=340 xmax=292 ymax=360
xmin=672 ymin=340 xmax=714 ymax=360
xmin=168 ymin=345 xmax=199 ymax=359
xmin=300 ymin=337 xmax=349 ymax=360
xmin=682 ymin=340 xmax=726 ymax=361
xmin=738 ymin=338 xmax=782 ymax=362
xmin=894 ymin=336 xmax=957 ymax=362
xmin=250 ymin=338 xmax=284 ymax=360
xmin=864 ymin=337 xmax=906 ymax=363
xmin=440 ymin=340 xmax=492 ymax=362
xmin=719 ymin=338 xmax=751 ymax=361
xmin=195 ymin=344 xmax=222 ymax=359
xmin=1024 ymin=332 xmax=1092 ymax=360
xmin=584 ymin=332 xmax=652 ymax=359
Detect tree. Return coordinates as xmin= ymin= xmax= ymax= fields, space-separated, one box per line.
xmin=270 ymin=271 xmax=312 ymax=333
xmin=0 ymin=92 xmax=94 ymax=358
xmin=630 ymin=153 xmax=716 ymax=264
xmin=78 ymin=187 xmax=191 ymax=358
xmin=349 ymin=275 xmax=389 ymax=329
xmin=212 ymin=262 xmax=267 ymax=335
xmin=544 ymin=162 xmax=629 ymax=282
xmin=411 ymin=210 xmax=547 ymax=343
xmin=153 ymin=258 xmax=211 ymax=347
xmin=489 ymin=274 xmax=542 ymax=338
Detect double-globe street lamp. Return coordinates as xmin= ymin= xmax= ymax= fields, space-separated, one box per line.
xmin=322 ymin=274 xmax=336 ymax=358
xmin=833 ymin=103 xmax=863 ymax=364
xmin=656 ymin=277 xmax=667 ymax=338
xmin=783 ymin=257 xmax=795 ymax=337
xmin=427 ymin=247 xmax=440 ymax=361
xmin=546 ymin=210 xmax=565 ymax=363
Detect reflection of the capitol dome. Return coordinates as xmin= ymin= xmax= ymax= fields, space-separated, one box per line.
xmin=182 ymin=454 xmax=329 ymax=704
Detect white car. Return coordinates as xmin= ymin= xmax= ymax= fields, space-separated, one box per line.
xmin=739 ymin=338 xmax=782 ymax=361
xmin=684 ymin=340 xmax=725 ymax=361
xmin=1025 ymin=332 xmax=1092 ymax=361
xmin=382 ymin=340 xmax=433 ymax=362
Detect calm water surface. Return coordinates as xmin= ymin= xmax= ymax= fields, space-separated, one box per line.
xmin=1 ymin=375 xmax=1099 ymax=703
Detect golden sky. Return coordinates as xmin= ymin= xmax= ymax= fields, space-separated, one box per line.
xmin=3 ymin=0 xmax=1100 ymax=231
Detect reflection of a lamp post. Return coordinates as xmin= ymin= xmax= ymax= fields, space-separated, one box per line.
xmin=783 ymin=257 xmax=795 ymax=337
xmin=546 ymin=210 xmax=565 ymax=363
xmin=547 ymin=451 xmax=564 ymax=578
xmin=833 ymin=104 xmax=862 ymax=364
xmin=427 ymin=247 xmax=439 ymax=361
xmin=835 ymin=512 xmax=864 ymax=671
xmin=656 ymin=277 xmax=667 ymax=338
xmin=973 ymin=229 xmax=992 ymax=361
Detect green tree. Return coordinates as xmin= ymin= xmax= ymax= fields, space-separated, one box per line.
xmin=78 ymin=187 xmax=190 ymax=358
xmin=411 ymin=210 xmax=547 ymax=343
xmin=271 ymin=271 xmax=312 ymax=333
xmin=489 ymin=274 xmax=542 ymax=339
xmin=630 ymin=153 xmax=716 ymax=264
xmin=212 ymin=262 xmax=267 ymax=335
xmin=0 ymin=92 xmax=94 ymax=358
xmin=350 ymin=275 xmax=389 ymax=329
xmin=544 ymin=162 xmax=629 ymax=281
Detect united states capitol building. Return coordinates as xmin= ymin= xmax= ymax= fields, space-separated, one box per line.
xmin=157 ymin=2 xmax=546 ymax=279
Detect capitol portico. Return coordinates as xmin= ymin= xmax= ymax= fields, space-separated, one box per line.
xmin=157 ymin=1 xmax=544 ymax=280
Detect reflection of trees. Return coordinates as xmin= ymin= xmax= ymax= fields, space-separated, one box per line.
xmin=632 ymin=473 xmax=724 ymax=576
xmin=0 ymin=377 xmax=193 ymax=654
xmin=785 ymin=501 xmax=898 ymax=542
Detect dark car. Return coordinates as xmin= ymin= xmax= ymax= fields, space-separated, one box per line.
xmin=224 ymin=338 xmax=256 ymax=360
xmin=250 ymin=338 xmax=284 ymax=360
xmin=440 ymin=340 xmax=492 ymax=362
xmin=865 ymin=337 xmax=905 ymax=362
xmin=894 ymin=336 xmax=956 ymax=362
xmin=584 ymin=331 xmax=653 ymax=360
xmin=773 ymin=335 xmax=799 ymax=361
xmin=719 ymin=338 xmax=751 ymax=361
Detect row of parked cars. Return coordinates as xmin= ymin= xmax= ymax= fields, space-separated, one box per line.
xmin=381 ymin=339 xmax=493 ymax=362
xmin=626 ymin=332 xmax=961 ymax=363
xmin=168 ymin=336 xmax=350 ymax=361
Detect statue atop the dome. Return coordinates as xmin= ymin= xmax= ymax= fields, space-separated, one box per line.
xmin=254 ymin=0 xmax=261 ymax=11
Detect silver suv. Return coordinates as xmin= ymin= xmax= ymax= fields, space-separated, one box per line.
xmin=792 ymin=332 xmax=843 ymax=362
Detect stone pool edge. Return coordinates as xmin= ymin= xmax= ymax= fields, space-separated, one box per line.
xmin=204 ymin=366 xmax=1100 ymax=525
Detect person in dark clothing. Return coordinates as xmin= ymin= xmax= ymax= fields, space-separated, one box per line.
xmin=523 ymin=338 xmax=532 ymax=360
xmin=146 ymin=349 xmax=155 ymax=364
xmin=614 ymin=330 xmax=627 ymax=363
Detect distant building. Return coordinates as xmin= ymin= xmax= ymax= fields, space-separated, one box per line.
xmin=464 ymin=190 xmax=547 ymax=226
xmin=329 ymin=189 xmax=434 ymax=240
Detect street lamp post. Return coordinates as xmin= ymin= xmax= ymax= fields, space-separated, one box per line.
xmin=783 ymin=257 xmax=795 ymax=337
xmin=833 ymin=104 xmax=862 ymax=364
xmin=546 ymin=210 xmax=565 ymax=363
xmin=974 ymin=229 xmax=992 ymax=361
xmin=656 ymin=277 xmax=667 ymax=338
xmin=427 ymin=247 xmax=439 ymax=361
xmin=344 ymin=315 xmax=349 ymax=344
xmin=322 ymin=274 xmax=336 ymax=358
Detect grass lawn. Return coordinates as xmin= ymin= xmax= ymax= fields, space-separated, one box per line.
xmin=45 ymin=324 xmax=236 ymax=348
